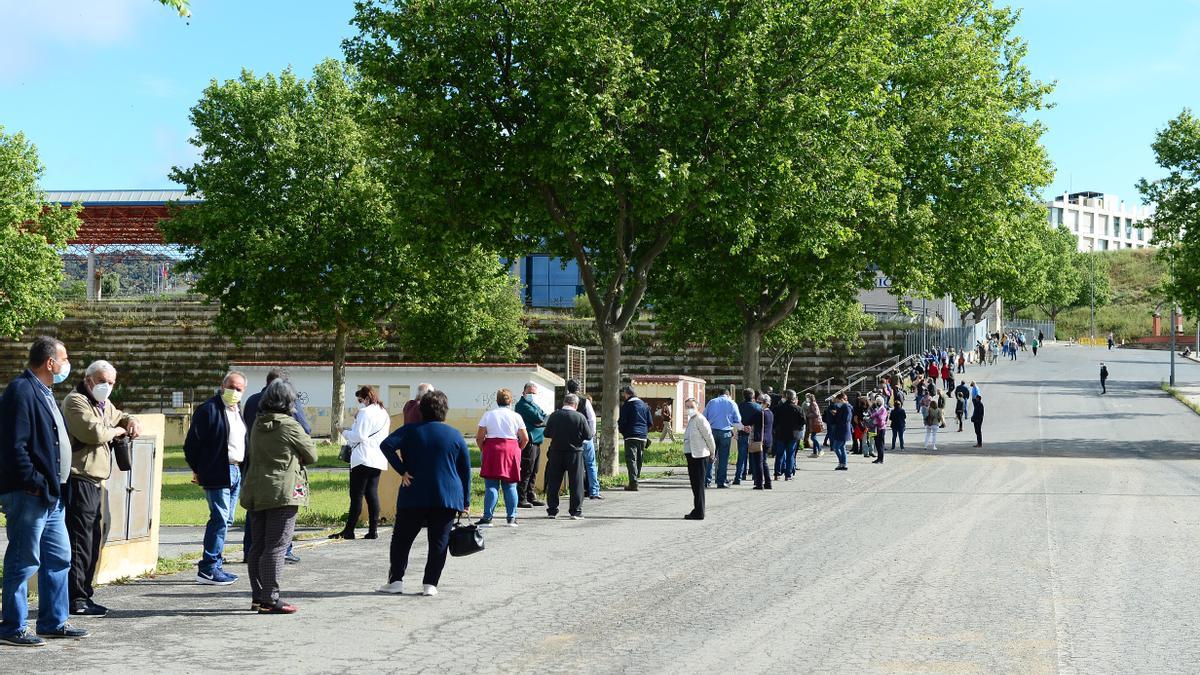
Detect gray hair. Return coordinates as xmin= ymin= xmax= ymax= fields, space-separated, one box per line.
xmin=416 ymin=382 xmax=434 ymax=397
xmin=259 ymin=378 xmax=296 ymax=415
xmin=563 ymin=393 xmax=579 ymax=407
xmin=523 ymin=381 xmax=538 ymax=394
xmin=85 ymin=360 xmax=117 ymax=379
xmin=783 ymin=389 xmax=797 ymax=402
xmin=223 ymin=371 xmax=247 ymax=387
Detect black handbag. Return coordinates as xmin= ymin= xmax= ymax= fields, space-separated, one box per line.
xmin=338 ymin=444 xmax=353 ymax=463
xmin=110 ymin=435 xmax=132 ymax=472
xmin=448 ymin=516 xmax=485 ymax=557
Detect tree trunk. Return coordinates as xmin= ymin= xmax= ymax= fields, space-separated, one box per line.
xmin=596 ymin=329 xmax=623 ymax=475
xmin=331 ymin=323 xmax=349 ymax=440
xmin=741 ymin=327 xmax=764 ymax=391
xmin=780 ymin=353 xmax=794 ymax=391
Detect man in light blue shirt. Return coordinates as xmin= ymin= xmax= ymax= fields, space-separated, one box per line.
xmin=703 ymin=387 xmax=741 ymax=488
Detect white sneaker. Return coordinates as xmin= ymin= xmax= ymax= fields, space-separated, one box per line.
xmin=377 ymin=581 xmax=404 ymax=594
xmin=506 ymin=519 xmax=519 ymax=528
xmin=422 ymin=585 xmax=438 ymax=597
xmin=570 ymin=514 xmax=585 ymax=521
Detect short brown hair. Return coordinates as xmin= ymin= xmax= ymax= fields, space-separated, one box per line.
xmin=496 ymin=388 xmax=513 ymax=406
xmin=355 ymin=385 xmax=383 ymax=409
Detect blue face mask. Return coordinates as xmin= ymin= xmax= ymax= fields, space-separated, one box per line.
xmin=52 ymin=359 xmax=71 ymax=385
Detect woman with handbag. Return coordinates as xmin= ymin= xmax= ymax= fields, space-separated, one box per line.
xmin=377 ymin=390 xmax=472 ymax=597
xmin=475 ymin=388 xmax=529 ymax=527
xmin=241 ymin=379 xmax=318 ymax=614
xmin=923 ymin=398 xmax=945 ymax=451
xmin=332 ymin=386 xmax=391 ymax=540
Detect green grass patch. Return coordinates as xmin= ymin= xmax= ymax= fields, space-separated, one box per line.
xmin=164 ymin=442 xmax=350 ymax=470
xmin=1162 ymin=382 xmax=1200 ymax=415
xmin=159 ymin=471 xmax=355 ymax=527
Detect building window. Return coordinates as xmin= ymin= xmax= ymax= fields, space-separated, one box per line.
xmin=1099 ymin=239 xmax=1109 ymax=251
xmin=1101 ymin=215 xmax=1109 ymax=235
xmin=1125 ymin=218 xmax=1133 ymax=238
xmin=1082 ymin=212 xmax=1094 ymax=234
xmin=1137 ymin=226 xmax=1145 ymax=241
xmin=1049 ymin=207 xmax=1063 ymax=225
xmin=1067 ymin=209 xmax=1078 ymax=231
xmin=522 ymin=255 xmax=582 ymax=308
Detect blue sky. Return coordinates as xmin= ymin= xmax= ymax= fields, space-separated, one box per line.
xmin=2 ymin=0 xmax=1197 ymax=205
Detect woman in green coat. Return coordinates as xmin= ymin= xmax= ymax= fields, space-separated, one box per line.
xmin=241 ymin=379 xmax=317 ymax=614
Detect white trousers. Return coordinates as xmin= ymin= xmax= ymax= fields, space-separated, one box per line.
xmin=924 ymin=425 xmax=939 ymax=449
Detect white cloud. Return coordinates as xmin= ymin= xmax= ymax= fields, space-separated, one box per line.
xmin=0 ymin=0 xmax=145 ymax=83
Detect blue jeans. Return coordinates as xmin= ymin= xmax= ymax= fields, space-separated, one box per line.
xmin=735 ymin=433 xmax=751 ymax=482
xmin=891 ymin=428 xmax=905 ymax=449
xmin=773 ymin=439 xmax=798 ymax=477
xmin=831 ymin=439 xmax=848 ymax=467
xmin=482 ymin=479 xmax=518 ymax=521
xmin=710 ymin=430 xmax=734 ymax=486
xmin=582 ymin=440 xmax=600 ymax=497
xmin=1 ymin=492 xmax=71 ymax=635
xmin=201 ymin=464 xmax=241 ymax=574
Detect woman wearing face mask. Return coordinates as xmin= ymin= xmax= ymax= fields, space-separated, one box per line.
xmin=332 ymin=386 xmax=391 ymax=540
xmin=61 ymin=359 xmax=140 ymax=617
xmin=682 ymin=398 xmax=715 ymax=520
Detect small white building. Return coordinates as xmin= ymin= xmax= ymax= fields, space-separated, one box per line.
xmin=232 ymin=361 xmax=565 ymax=438
xmin=628 ymin=375 xmax=706 ymax=433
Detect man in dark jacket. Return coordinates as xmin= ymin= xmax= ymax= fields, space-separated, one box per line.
xmin=0 ymin=337 xmax=89 ymax=646
xmin=184 ymin=371 xmax=247 ymax=586
xmin=770 ymin=390 xmax=805 ymax=480
xmin=971 ymin=395 xmax=985 ymax=447
xmin=514 ymin=382 xmax=548 ymax=507
xmin=241 ymin=368 xmax=311 ymax=564
xmin=735 ymin=388 xmax=762 ymax=485
xmin=1100 ymin=363 xmax=1109 ymax=394
xmin=617 ymin=385 xmax=652 ymax=491
xmin=542 ymin=394 xmax=591 ymax=519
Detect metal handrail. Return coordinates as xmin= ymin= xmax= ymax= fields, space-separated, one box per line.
xmin=878 ymin=354 xmax=922 ymax=383
xmin=799 ymin=377 xmax=836 ymax=397
xmin=844 ymin=355 xmax=901 ymax=386
xmin=826 ymin=375 xmax=869 ymax=402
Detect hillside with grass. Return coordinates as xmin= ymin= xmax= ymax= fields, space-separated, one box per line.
xmin=1019 ymin=248 xmax=1195 ymax=341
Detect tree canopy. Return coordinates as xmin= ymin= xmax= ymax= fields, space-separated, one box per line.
xmin=1138 ymin=109 xmax=1200 ymax=318
xmin=0 ymin=125 xmax=81 ymax=338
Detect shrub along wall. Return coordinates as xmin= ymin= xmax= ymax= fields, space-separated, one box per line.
xmin=0 ymin=301 xmax=903 ymax=415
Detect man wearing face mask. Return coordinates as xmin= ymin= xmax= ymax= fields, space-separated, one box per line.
xmin=184 ymin=371 xmax=248 ymax=586
xmin=1 ymin=337 xmax=90 ymax=646
xmin=61 ymin=360 xmax=140 ymax=617
xmin=681 ymin=398 xmax=714 ymax=520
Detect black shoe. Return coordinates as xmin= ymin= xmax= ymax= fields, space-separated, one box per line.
xmin=732 ymin=480 xmax=741 ymax=485
xmin=529 ymin=499 xmax=546 ymax=507
xmin=872 ymin=459 xmax=883 ymax=464
xmin=0 ymin=629 xmax=45 ymax=647
xmin=624 ymin=485 xmax=638 ymax=492
xmin=835 ymin=465 xmax=848 ymax=471
xmin=71 ymin=599 xmax=106 ymax=617
xmin=683 ymin=513 xmax=704 ymax=520
xmin=752 ymin=486 xmax=763 ymax=490
xmin=364 ymin=530 xmax=378 ymax=540
xmin=765 ymin=484 xmax=773 ymax=490
xmin=716 ymin=484 xmax=729 ymax=489
xmin=37 ymin=624 xmax=89 ymax=639
xmin=329 ymin=530 xmax=354 ymax=540
xmin=518 ymin=502 xmax=534 ymax=509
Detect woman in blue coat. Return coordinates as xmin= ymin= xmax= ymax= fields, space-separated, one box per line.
xmin=377 ymin=391 xmax=471 ymax=597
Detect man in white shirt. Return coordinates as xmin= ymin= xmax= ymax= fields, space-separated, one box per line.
xmin=683 ymin=398 xmax=716 ymax=520
xmin=183 ymin=371 xmax=247 ymax=586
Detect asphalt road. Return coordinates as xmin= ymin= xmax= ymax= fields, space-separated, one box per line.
xmin=6 ymin=344 xmax=1200 ymax=673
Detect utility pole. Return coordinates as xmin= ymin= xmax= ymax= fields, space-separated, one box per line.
xmin=1089 ymin=244 xmax=1096 ymax=341
xmin=1170 ymin=304 xmax=1177 ymax=387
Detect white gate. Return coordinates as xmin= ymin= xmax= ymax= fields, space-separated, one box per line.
xmin=566 ymin=345 xmax=587 ymax=393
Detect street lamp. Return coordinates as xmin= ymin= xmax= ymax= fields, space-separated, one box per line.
xmin=1171 ymin=304 xmax=1178 ymax=386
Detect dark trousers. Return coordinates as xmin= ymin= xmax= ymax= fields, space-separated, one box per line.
xmin=246 ymin=506 xmax=298 ymax=607
xmin=874 ymin=430 xmax=886 ymax=461
xmin=973 ymin=420 xmax=983 ymax=445
xmin=389 ymin=507 xmax=456 ymax=586
xmin=751 ymin=450 xmax=772 ymax=488
xmin=544 ymin=450 xmax=584 ymax=516
xmin=518 ymin=441 xmax=542 ymax=501
xmin=65 ymin=477 xmax=103 ymax=603
xmin=624 ymin=438 xmax=646 ymax=487
xmin=344 ymin=464 xmax=382 ymax=533
xmin=685 ymin=454 xmax=706 ymax=518
xmin=1101 ymin=378 xmax=1107 ymax=394
xmin=891 ymin=428 xmax=904 ymax=449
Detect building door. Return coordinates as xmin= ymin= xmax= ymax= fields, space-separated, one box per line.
xmin=388 ymin=385 xmax=411 ymax=417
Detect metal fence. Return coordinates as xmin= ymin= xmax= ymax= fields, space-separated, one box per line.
xmin=903 ymin=322 xmax=988 ymax=357
xmin=1004 ymin=318 xmax=1056 ymax=341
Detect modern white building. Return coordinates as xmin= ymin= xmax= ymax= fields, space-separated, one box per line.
xmin=1046 ymin=191 xmax=1154 ymax=252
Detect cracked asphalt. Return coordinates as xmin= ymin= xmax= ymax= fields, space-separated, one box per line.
xmin=6 ymin=344 xmax=1200 ymax=673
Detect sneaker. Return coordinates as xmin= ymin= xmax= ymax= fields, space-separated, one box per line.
xmin=422 ymin=585 xmax=438 ymax=597
xmin=529 ymin=499 xmax=546 ymax=507
xmin=546 ymin=513 xmax=558 ymax=519
xmin=517 ymin=502 xmax=534 ymax=509
xmin=506 ymin=518 xmax=519 ymax=528
xmin=258 ymin=602 xmax=298 ymax=614
xmin=588 ymin=494 xmax=604 ymax=500
xmin=570 ymin=514 xmax=585 ymax=520
xmin=835 ymin=465 xmax=848 ymax=471
xmin=196 ymin=569 xmax=237 ymax=586
xmin=71 ymin=599 xmax=106 ymax=617
xmin=284 ymin=551 xmax=301 ymax=564
xmin=475 ymin=517 xmax=494 ymax=528
xmin=0 ymin=629 xmax=45 ymax=647
xmin=377 ymin=581 xmax=404 ymax=594
xmin=37 ymin=624 xmax=89 ymax=639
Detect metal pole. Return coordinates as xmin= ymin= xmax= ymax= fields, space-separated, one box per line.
xmin=1170 ymin=305 xmax=1177 ymax=386
xmin=1089 ymin=246 xmax=1096 ymax=341
xmin=922 ymin=298 xmax=927 ymax=353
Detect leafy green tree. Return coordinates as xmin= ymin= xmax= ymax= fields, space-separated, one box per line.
xmin=762 ymin=298 xmax=874 ymax=392
xmin=0 ymin=126 xmax=81 ymax=338
xmin=1138 ymin=109 xmax=1200 ymax=318
xmin=348 ymin=0 xmax=900 ymax=472
xmin=158 ymin=0 xmax=190 ymax=18
xmin=165 ymin=60 xmax=524 ymax=437
xmin=1028 ymin=225 xmax=1082 ymax=321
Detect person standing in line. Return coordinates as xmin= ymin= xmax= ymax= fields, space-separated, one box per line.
xmin=377 ymin=391 xmax=471 ymax=597
xmin=869 ymin=395 xmax=888 ymax=464
xmin=1100 ymin=363 xmax=1109 ymax=394
xmin=734 ymin=388 xmax=762 ymax=485
xmin=940 ymin=360 xmax=952 ymax=391
xmin=240 ymin=380 xmax=317 ymax=614
xmin=183 ymin=371 xmax=248 ymax=586
xmin=61 ymin=359 xmax=141 ymax=617
xmin=565 ymin=379 xmax=601 ymax=500
xmin=332 ymin=386 xmax=390 ymax=540
xmin=957 ymin=351 xmax=966 ymax=374
xmin=243 ymin=368 xmax=310 ymax=563
xmin=889 ymin=399 xmax=906 ymax=451
xmin=475 ymin=389 xmax=528 ymax=528
xmin=657 ymin=402 xmax=676 ymax=443
xmin=954 ymin=392 xmax=966 ymax=432
xmin=402 ymin=383 xmax=434 ymax=425
xmin=971 ymin=394 xmax=985 ymax=447
xmin=682 ymin=398 xmax=715 ymax=520
xmin=750 ymin=392 xmax=773 ymax=490
xmin=704 ymin=387 xmax=742 ymax=487
xmin=923 ymin=399 xmax=944 ymax=451
xmin=968 ymin=381 xmax=981 ymax=419
xmin=771 ymin=390 xmax=804 ymax=481
xmin=0 ymin=337 xmax=89 ymax=646
xmin=542 ymin=394 xmax=591 ymax=520
xmin=850 ymin=394 xmax=867 ymax=456
xmin=617 ymin=385 xmax=652 ymax=491
xmin=826 ymin=393 xmax=853 ymax=471
xmin=803 ymin=392 xmax=823 ymax=457
xmin=514 ymin=382 xmax=547 ymax=508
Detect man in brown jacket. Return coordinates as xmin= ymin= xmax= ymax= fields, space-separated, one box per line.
xmin=61 ymin=360 xmax=139 ymax=616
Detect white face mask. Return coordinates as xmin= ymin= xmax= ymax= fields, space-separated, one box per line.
xmin=91 ymin=382 xmax=113 ymax=402
xmin=685 ymin=407 xmax=697 ymax=419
